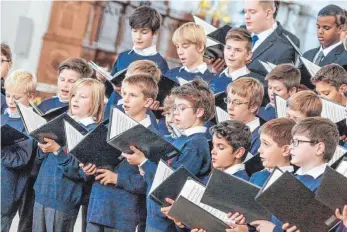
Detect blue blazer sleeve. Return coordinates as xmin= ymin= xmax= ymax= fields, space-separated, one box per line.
xmin=116 ymin=164 xmax=148 ymax=195
xmin=56 ymin=149 xmax=85 ymax=181
xmin=141 ymin=160 xmax=158 ymax=185
xmin=1 ymin=139 xmax=33 ymax=168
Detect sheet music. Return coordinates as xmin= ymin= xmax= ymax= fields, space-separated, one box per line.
xmin=274 ymin=95 xmax=287 ymax=118
xmin=284 ymin=35 xmax=303 ymax=56
xmin=216 ymin=106 xmax=230 ymax=123
xmin=321 ymin=98 xmax=346 ymax=123
xmin=64 ymin=120 xmax=85 ymax=151
xmin=262 ymin=168 xmax=284 ymax=192
xmin=328 ymin=145 xmax=347 ymax=167
xmin=300 ymin=57 xmax=321 ymax=77
xmin=170 ymin=123 xmax=182 ymax=138
xmin=267 ymin=62 xmax=277 ymax=70
xmin=89 ymin=61 xmax=113 ymax=81
xmin=243 ymin=152 xmax=253 ymax=163
xmin=336 ymin=160 xmax=347 ymax=177
xmin=177 ymin=77 xmax=190 ymax=86
xmin=149 ymin=160 xmax=174 ymax=194
xmin=29 ymin=101 xmax=43 ymax=116
xmin=259 ymin=60 xmax=273 ymax=73
xmin=192 ymin=15 xmax=217 ymax=35
xmin=109 ymin=108 xmax=138 ymax=138
xmin=179 ymin=179 xmax=229 ymax=222
xmin=17 ymin=102 xmax=47 ymax=133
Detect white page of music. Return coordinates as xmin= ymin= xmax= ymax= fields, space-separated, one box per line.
xmin=178 ymin=179 xmax=229 ymax=222
xmin=328 ymin=145 xmax=347 ymax=167
xmin=262 ymin=169 xmax=284 ymax=192
xmin=321 ymin=98 xmax=346 ymax=123
xmin=109 ymin=108 xmax=137 ymax=138
xmin=17 ymin=102 xmax=47 ymax=133
xmin=336 ymin=160 xmax=347 ymax=177
xmin=274 ymin=95 xmax=287 ymax=118
xmin=149 ymin=160 xmax=174 ymax=194
xmin=216 ymin=106 xmax=230 ymax=123
xmin=64 ymin=120 xmax=85 ymax=151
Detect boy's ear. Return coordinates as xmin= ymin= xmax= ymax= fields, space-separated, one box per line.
xmin=195 ymin=107 xmax=205 ymax=119
xmin=288 ymin=87 xmax=298 ymax=96
xmin=282 ymin=144 xmax=291 ymax=158
xmin=316 ymin=141 xmax=326 ymax=157
xmin=8 ymin=61 xmax=13 ymax=69
xmin=197 ymin=43 xmax=205 ymax=54
xmin=28 ymin=93 xmax=35 ymax=101
xmin=246 ymin=51 xmax=253 ymax=64
xmin=338 ymin=84 xmax=347 ymax=95
xmin=235 ymin=147 xmax=246 ymax=160
xmin=249 ymin=104 xmax=259 ymax=114
xmin=144 ymin=98 xmax=154 ymax=108
xmin=153 ymin=30 xmax=159 ymax=37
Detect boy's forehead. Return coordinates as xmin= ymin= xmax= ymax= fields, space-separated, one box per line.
xmin=315 ymin=80 xmax=336 ymax=91
xmin=174 ymin=97 xmax=192 ymax=105
xmin=317 ymin=15 xmax=337 ymax=26
xmin=228 ymin=92 xmax=248 ymax=100
xmin=212 ymin=133 xmax=231 ymax=145
xmin=225 ymin=39 xmax=248 ymax=48
xmin=6 ymin=86 xmax=27 ymax=95
xmin=59 ymin=69 xmax=81 ymax=80
xmin=122 ymin=82 xmax=143 ymax=93
xmin=268 ymin=79 xmax=286 ymax=88
xmin=292 ymin=133 xmax=310 ymax=140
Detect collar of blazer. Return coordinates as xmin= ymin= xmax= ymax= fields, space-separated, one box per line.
xmin=320 ymin=43 xmax=345 ymax=66
xmin=251 ymin=30 xmax=279 ymax=61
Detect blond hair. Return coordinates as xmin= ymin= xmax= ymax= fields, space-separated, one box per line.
xmin=69 ymin=78 xmax=105 ymax=123
xmin=172 ymin=22 xmax=206 ymax=50
xmin=4 ymin=69 xmax=37 ymax=94
xmin=287 ymin=90 xmax=322 ymax=117
xmin=123 ymin=74 xmax=158 ymax=100
xmin=227 ymin=77 xmax=264 ymax=112
xmin=127 ymin=60 xmax=161 ymax=83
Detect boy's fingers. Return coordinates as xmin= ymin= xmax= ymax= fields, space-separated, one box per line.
xmin=165 ymin=198 xmax=175 ymax=205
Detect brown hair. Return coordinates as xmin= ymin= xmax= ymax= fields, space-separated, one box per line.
xmin=292 ymin=117 xmax=339 ymax=161
xmin=127 ymin=60 xmax=161 ymax=83
xmin=259 ymin=118 xmax=296 ymax=147
xmin=171 ymin=78 xmax=215 ymax=122
xmin=59 ymin=57 xmax=93 ymax=79
xmin=172 ymin=22 xmax=206 ymax=50
xmin=265 ymin=64 xmax=301 ymax=91
xmin=1 ymin=43 xmax=12 ymax=61
xmin=311 ymin=63 xmax=347 ymax=89
xmin=69 ymin=78 xmax=105 ymax=123
xmin=227 ymin=77 xmax=264 ymax=112
xmin=225 ymin=28 xmax=252 ymax=51
xmin=129 ymin=6 xmax=162 ymax=33
xmin=123 ymin=73 xmax=158 ymax=100
xmin=287 ymin=90 xmax=322 ymax=117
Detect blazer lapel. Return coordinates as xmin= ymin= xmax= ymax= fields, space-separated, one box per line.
xmin=251 ymin=31 xmax=278 ymax=61
xmin=320 ymin=44 xmax=344 ymax=66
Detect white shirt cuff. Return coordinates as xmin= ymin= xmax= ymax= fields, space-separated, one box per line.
xmin=138 ymin=158 xmax=148 ymax=167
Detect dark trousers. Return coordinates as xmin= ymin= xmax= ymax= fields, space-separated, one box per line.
xmin=17 ymin=177 xmax=35 ymax=232
xmin=1 ymin=211 xmax=16 ymax=232
xmin=32 ymin=202 xmax=77 ymax=232
xmin=86 ymin=222 xmax=126 ymax=232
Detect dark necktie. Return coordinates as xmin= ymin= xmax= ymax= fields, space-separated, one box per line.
xmin=314 ymin=51 xmax=324 ymax=65
xmin=252 ymin=35 xmax=259 ymax=46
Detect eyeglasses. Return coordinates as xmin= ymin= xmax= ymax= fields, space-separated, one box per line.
xmin=1 ymin=59 xmax=10 ymax=63
xmin=223 ymin=97 xmax=249 ymax=106
xmin=172 ymin=105 xmax=194 ymax=113
xmin=290 ymin=139 xmax=318 ymax=147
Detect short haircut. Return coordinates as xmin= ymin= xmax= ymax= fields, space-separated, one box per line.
xmin=259 ymin=118 xmax=296 ymax=147
xmin=311 ymin=63 xmax=347 ymax=89
xmin=265 ymin=64 xmax=301 ymax=91
xmin=5 ymin=70 xmax=37 ymax=94
xmin=172 ymin=22 xmax=206 ymax=50
xmin=127 ymin=60 xmax=161 ymax=84
xmin=318 ymin=4 xmax=346 ymax=27
xmin=129 ymin=6 xmax=162 ymax=33
xmin=273 ymin=1 xmax=280 ymax=18
xmin=211 ymin=120 xmax=252 ymax=161
xmin=287 ymin=90 xmax=322 ymax=117
xmin=123 ymin=73 xmax=158 ymax=100
xmin=171 ymin=78 xmax=215 ymax=122
xmin=344 ymin=10 xmax=347 ymax=30
xmin=69 ymin=78 xmax=105 ymax=123
xmin=225 ymin=28 xmax=252 ymax=51
xmin=292 ymin=117 xmax=339 ymax=161
xmin=1 ymin=43 xmax=12 ymax=61
xmin=227 ymin=77 xmax=264 ymax=112
xmin=58 ymin=57 xmax=93 ymax=79
xmin=259 ymin=0 xmax=276 ymax=12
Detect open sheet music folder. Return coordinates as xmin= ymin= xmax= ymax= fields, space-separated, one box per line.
xmin=64 ymin=121 xmax=122 ymax=167
xmin=1 ymin=124 xmax=29 ymax=146
xmin=16 ymin=101 xmax=87 ymax=146
xmin=255 ymin=168 xmax=339 ymax=232
xmin=107 ymin=107 xmax=179 ymax=164
xmin=201 ymin=168 xmax=271 ymax=222
xmin=89 ymin=61 xmax=127 ymax=86
xmin=29 ymin=102 xmax=68 ymax=121
xmin=168 ymin=178 xmax=229 ymax=232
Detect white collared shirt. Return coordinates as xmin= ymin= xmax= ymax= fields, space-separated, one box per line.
xmin=223 ymin=163 xmax=245 ymax=176
xmin=315 ymin=41 xmax=342 ymax=58
xmin=129 ymin=45 xmax=157 ymax=56
xmin=246 ymin=117 xmax=260 ymax=133
xmin=184 ymin=126 xmax=207 ymax=137
xmin=138 ymin=114 xmax=151 ymax=128
xmin=4 ymin=108 xmax=21 ymax=118
xmin=266 ymin=165 xmax=294 ymax=173
xmin=56 ymin=95 xmax=69 ymax=104
xmin=179 ymin=62 xmax=208 ymax=74
xmin=73 ymin=116 xmax=95 ymax=127
xmin=252 ymin=22 xmax=278 ymax=52
xmin=295 ymin=163 xmax=327 ymax=179
xmin=220 ymin=66 xmax=250 ymax=81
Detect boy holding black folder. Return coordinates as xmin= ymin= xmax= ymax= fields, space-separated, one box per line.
xmin=1 ymin=70 xmax=36 ymax=232
xmin=121 ymin=79 xmax=214 ymax=231
xmin=80 ymin=73 xmax=159 ymax=232
xmin=38 ymin=57 xmax=92 ymax=114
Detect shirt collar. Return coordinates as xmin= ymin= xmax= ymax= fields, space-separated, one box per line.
xmin=183 ymin=126 xmax=207 ymax=137
xmin=73 ymin=116 xmax=95 ymax=127
xmin=247 ymin=117 xmax=260 ymax=133
xmin=265 ymin=103 xmax=274 ymax=110
xmin=220 ymin=66 xmax=250 ymax=81
xmin=138 ymin=114 xmax=151 ymax=128
xmin=251 ymin=24 xmax=276 ymax=52
xmin=179 ymin=62 xmax=208 ymax=74
xmin=129 ymin=45 xmax=157 ymax=56
xmin=265 ymin=165 xmax=294 ymax=173
xmin=318 ymin=41 xmax=342 ymax=57
xmin=223 ymin=163 xmax=245 ymax=176
xmin=4 ymin=108 xmax=21 ymax=118
xmin=57 ymin=95 xmax=69 ymax=104
xmin=295 ymin=163 xmax=327 ymax=179
xmin=117 ymin=99 xmax=123 ymax=105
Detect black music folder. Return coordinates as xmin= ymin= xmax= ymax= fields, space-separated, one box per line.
xmin=30 ymin=102 xmax=68 ymax=121
xmin=316 ymin=164 xmax=347 ymax=212
xmin=157 ymin=75 xmax=178 ymax=105
xmin=168 ymin=178 xmax=229 ymax=232
xmin=64 ymin=121 xmax=123 ymax=167
xmin=16 ymin=101 xmax=87 ymax=146
xmin=201 ymin=169 xmax=271 ymax=222
xmin=214 ymin=91 xmax=227 ymax=111
xmin=89 ymin=61 xmax=127 ymax=86
xmin=107 ymin=107 xmax=179 ymax=163
xmin=205 ymin=25 xmax=232 ymax=60
xmin=150 ymin=165 xmax=201 ymax=207
xmin=255 ymin=168 xmax=339 ymax=232
xmin=1 ymin=124 xmax=29 ymax=146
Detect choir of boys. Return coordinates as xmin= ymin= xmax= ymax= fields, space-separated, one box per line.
xmin=2 ymin=2 xmax=347 ymax=232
